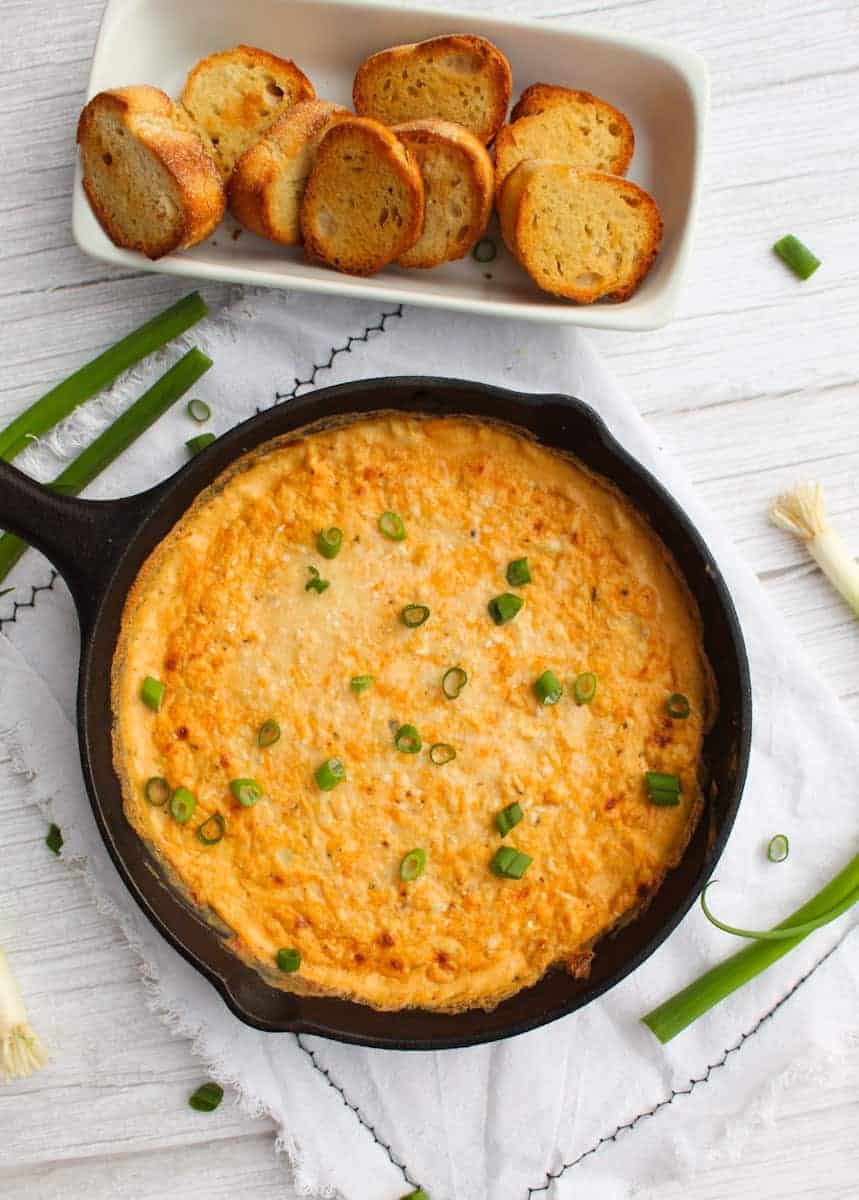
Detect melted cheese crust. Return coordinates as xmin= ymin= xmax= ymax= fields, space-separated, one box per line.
xmin=113 ymin=416 xmax=714 ymax=1012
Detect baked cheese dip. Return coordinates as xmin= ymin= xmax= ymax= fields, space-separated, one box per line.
xmin=112 ymin=415 xmax=714 ymax=1012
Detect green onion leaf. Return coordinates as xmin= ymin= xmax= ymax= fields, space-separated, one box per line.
xmin=187 ymin=398 xmax=211 ymax=424
xmin=258 ymin=719 xmax=281 ymax=748
xmin=379 ymin=511 xmax=406 ymax=541
xmin=472 ymin=238 xmax=497 ymax=263
xmin=490 ymin=845 xmax=532 ymax=879
xmin=305 ymin=565 xmax=330 ymax=594
xmin=401 ymin=603 xmax=430 ymax=628
xmin=316 ymin=527 xmax=343 ymax=559
xmin=429 ymin=742 xmax=456 ymax=765
xmin=140 ymin=675 xmax=165 ymax=712
xmin=506 ymin=557 xmax=531 ymax=586
xmin=170 ymin=787 xmax=197 ymax=824
xmin=394 ymin=724 xmax=422 ymax=754
xmin=230 ymin=778 xmax=262 ymax=808
xmin=315 ymin=757 xmax=346 ymax=791
xmin=186 ymin=432 xmax=216 ymax=456
xmin=496 ymin=802 xmax=523 ymax=837
xmin=442 ymin=666 xmax=468 ymax=699
xmin=700 ymin=879 xmax=859 ymax=941
xmin=188 ymin=1081 xmax=224 ymax=1112
xmin=573 ymin=672 xmax=597 ymax=705
xmin=534 ymin=669 xmax=563 ymax=705
xmin=767 ymin=833 xmax=790 ymax=863
xmin=773 ymin=234 xmax=821 ymax=280
xmin=45 ymin=824 xmax=63 ymax=855
xmin=400 ymin=848 xmax=427 ymax=881
xmin=276 ymin=947 xmax=301 ymax=973
xmin=144 ymin=776 xmax=170 ymax=807
xmin=488 ymin=593 xmax=524 ymax=625
xmin=197 ymin=813 xmax=226 ymax=845
xmin=666 ymin=692 xmax=691 ymax=720
xmin=350 ymin=674 xmax=374 ymax=693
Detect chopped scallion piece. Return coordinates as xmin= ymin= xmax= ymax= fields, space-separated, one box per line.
xmin=472 ymin=238 xmax=496 ymax=263
xmin=276 ymin=947 xmax=301 ymax=973
xmin=144 ymin=776 xmax=170 ymax=807
xmin=170 ymin=787 xmax=196 ymax=824
xmin=506 ymin=557 xmax=531 ymax=586
xmin=401 ymin=603 xmax=430 ymax=628
xmin=496 ymin=802 xmax=523 ymax=837
xmin=767 ymin=834 xmax=790 ymax=863
xmin=773 ymin=234 xmax=820 ymax=280
xmin=379 ymin=511 xmax=406 ymax=541
xmin=573 ymin=672 xmax=597 ymax=705
xmin=488 ymin=593 xmax=523 ymax=625
xmin=645 ymin=771 xmax=681 ymax=807
xmin=490 ymin=845 xmax=532 ymax=879
xmin=442 ymin=666 xmax=468 ymax=699
xmin=534 ymin=669 xmax=563 ymax=705
xmin=400 ymin=1191 xmax=430 ymax=1200
xmin=305 ymin=565 xmax=330 ymax=593
xmin=187 ymin=398 xmax=211 ymax=424
xmin=350 ymin=674 xmax=374 ymax=693
xmin=315 ymin=757 xmax=346 ymax=791
xmin=400 ymin=848 xmax=427 ymax=882
xmin=230 ymin=778 xmax=262 ymax=808
xmin=429 ymin=742 xmax=456 ymax=765
xmin=666 ymin=693 xmax=691 ymax=720
xmin=188 ymin=1082 xmax=223 ymax=1112
xmin=394 ymin=724 xmax=422 ymax=754
xmin=186 ymin=432 xmax=216 ymax=456
xmin=197 ymin=813 xmax=226 ymax=845
xmin=45 ymin=824 xmax=63 ymax=855
xmin=316 ymin=527 xmax=343 ymax=559
xmin=258 ymin=719 xmax=281 ymax=748
xmin=649 ymin=788 xmax=681 ymax=808
xmin=140 ymin=675 xmax=165 ymax=712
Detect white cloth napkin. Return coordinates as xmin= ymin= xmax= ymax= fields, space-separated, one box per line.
xmin=2 ymin=288 xmax=857 ymax=1200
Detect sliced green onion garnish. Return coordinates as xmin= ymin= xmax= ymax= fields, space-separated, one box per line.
xmin=144 ymin=776 xmax=170 ymax=806
xmin=188 ymin=1081 xmax=223 ymax=1112
xmin=230 ymin=778 xmax=262 ymax=808
xmin=534 ymin=669 xmax=563 ymax=705
xmin=645 ymin=770 xmax=680 ymax=797
xmin=187 ymin=398 xmax=211 ymax=424
xmin=197 ymin=813 xmax=226 ymax=845
xmin=258 ymin=719 xmax=281 ymax=748
xmin=666 ymin=693 xmax=691 ymax=720
xmin=315 ymin=757 xmax=346 ymax=791
xmin=394 ymin=724 xmax=422 ymax=754
xmin=186 ymin=432 xmax=216 ymax=456
xmin=379 ymin=511 xmax=406 ymax=541
xmin=400 ymin=848 xmax=427 ymax=881
xmin=45 ymin=823 xmax=63 ymax=855
xmin=488 ymin=593 xmax=524 ymax=625
xmin=472 ymin=237 xmax=496 ymax=263
xmin=401 ymin=603 xmax=430 ymax=628
xmin=400 ymin=1190 xmax=430 ymax=1200
xmin=350 ymin=674 xmax=374 ymax=693
xmin=490 ymin=845 xmax=532 ymax=879
xmin=506 ymin=557 xmax=531 ymax=586
xmin=773 ymin=234 xmax=820 ymax=280
xmin=442 ymin=666 xmax=467 ymax=699
xmin=429 ymin=742 xmax=456 ymax=765
xmin=140 ymin=675 xmax=165 ymax=712
xmin=767 ymin=833 xmax=790 ymax=863
xmin=305 ymin=565 xmax=330 ymax=593
xmin=649 ymin=788 xmax=681 ymax=807
xmin=496 ymin=802 xmax=523 ymax=837
xmin=316 ymin=527 xmax=343 ymax=559
xmin=573 ymin=672 xmax=597 ymax=705
xmin=276 ymin=947 xmax=301 ymax=973
xmin=170 ymin=787 xmax=197 ymax=824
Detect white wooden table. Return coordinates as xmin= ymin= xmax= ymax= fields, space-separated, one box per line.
xmin=1 ymin=1 xmax=858 ymax=1196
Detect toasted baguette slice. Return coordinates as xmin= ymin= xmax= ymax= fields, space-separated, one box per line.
xmin=77 ymin=86 xmax=225 ymax=260
xmin=353 ymin=35 xmax=512 ymax=145
xmin=499 ymin=161 xmax=662 ymax=303
xmin=181 ymin=45 xmax=315 ymax=178
xmin=392 ymin=119 xmax=492 ymax=268
xmin=495 ymin=86 xmax=633 ymax=193
xmin=300 ymin=117 xmax=424 ymax=275
xmin=228 ymin=100 xmax=349 ymax=244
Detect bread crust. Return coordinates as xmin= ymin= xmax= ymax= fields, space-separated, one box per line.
xmin=353 ymin=34 xmax=512 ymax=144
xmin=227 ymin=100 xmax=349 ymax=243
xmin=499 ymin=160 xmax=662 ymax=303
xmin=77 ymin=86 xmax=225 ymax=259
xmin=393 ymin=118 xmax=493 ymax=268
xmin=300 ymin=116 xmax=425 ymax=276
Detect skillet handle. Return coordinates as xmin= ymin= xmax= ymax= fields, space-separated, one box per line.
xmin=0 ymin=459 xmax=151 ymax=625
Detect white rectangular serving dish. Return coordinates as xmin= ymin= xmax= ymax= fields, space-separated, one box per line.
xmin=73 ymin=0 xmax=708 ymax=329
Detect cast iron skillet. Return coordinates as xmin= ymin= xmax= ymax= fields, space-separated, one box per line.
xmin=0 ymin=377 xmax=751 ymax=1050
